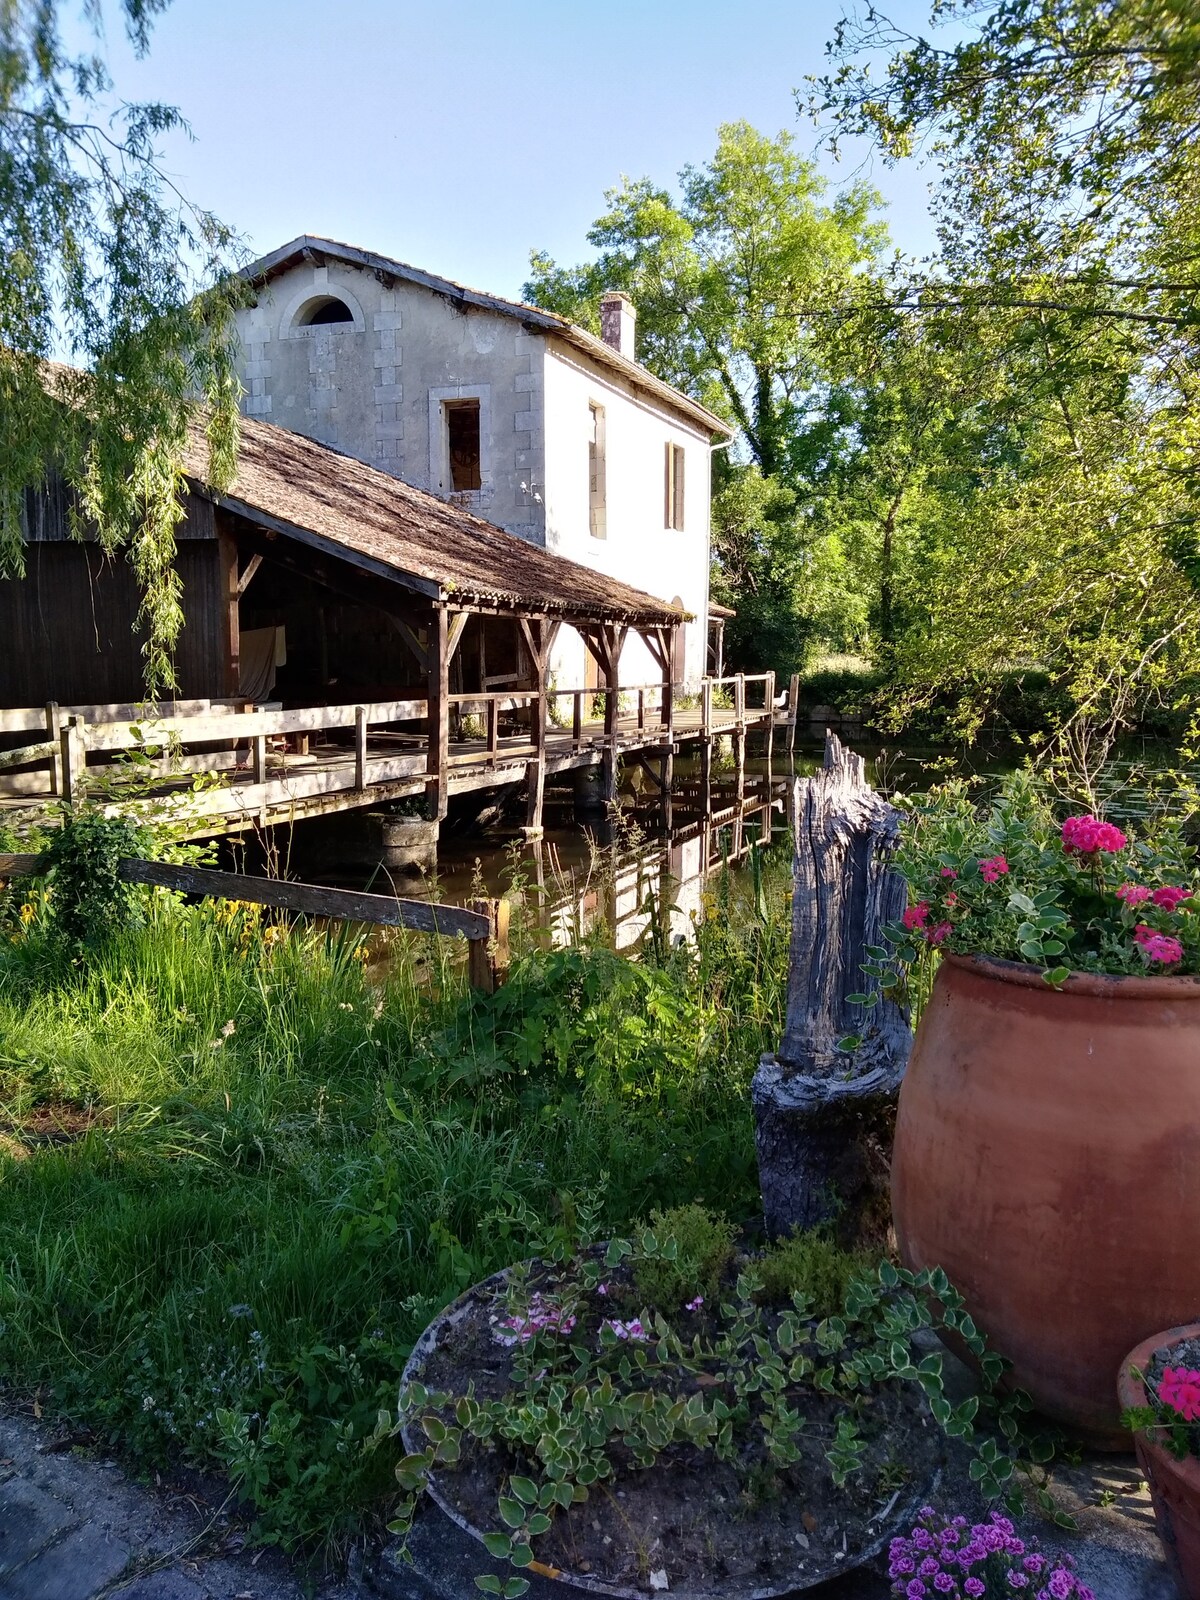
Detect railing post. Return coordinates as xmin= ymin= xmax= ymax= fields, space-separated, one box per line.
xmin=487 ymin=697 xmax=499 ymax=766
xmin=787 ymin=672 xmax=800 ymax=756
xmin=252 ymin=732 xmax=268 ymax=785
xmin=764 ymin=668 xmax=776 ymax=772
xmin=59 ymin=715 xmax=84 ymax=806
xmin=637 ymin=688 xmax=645 ymax=732
xmin=44 ymin=702 xmax=62 ymax=797
xmin=735 ymin=672 xmax=746 ymax=729
xmin=354 ymin=705 xmax=368 ymax=791
xmin=468 ymin=897 xmax=510 ymax=993
xmin=572 ymin=689 xmax=582 ymax=749
xmin=702 ymin=678 xmax=712 ymax=738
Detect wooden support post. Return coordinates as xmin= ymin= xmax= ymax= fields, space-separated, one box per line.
xmin=487 ymin=698 xmax=499 ymax=766
xmin=59 ymin=715 xmax=84 ymax=805
xmin=217 ymin=517 xmax=241 ymax=696
xmin=663 ymin=625 xmax=677 ymax=745
xmin=427 ymin=604 xmax=450 ymax=820
xmin=764 ymin=668 xmax=776 ymax=777
xmin=735 ymin=672 xmax=746 ymax=731
xmin=702 ymin=678 xmax=712 ymax=738
xmin=787 ymin=672 xmax=800 ymax=757
xmin=354 ymin=705 xmax=368 ymax=791
xmin=637 ymin=689 xmax=645 ymax=732
xmin=601 ymin=745 xmax=618 ymax=808
xmin=572 ymin=690 xmax=583 ymax=749
xmin=520 ymin=616 xmax=549 ymax=838
xmin=252 ymin=733 xmax=268 ymax=785
xmin=468 ymin=898 xmax=510 ymax=993
xmin=44 ymin=702 xmax=61 ymax=797
xmin=524 ymin=758 xmax=545 ymax=837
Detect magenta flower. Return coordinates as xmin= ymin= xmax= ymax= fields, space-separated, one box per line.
xmin=940 ymin=867 xmax=959 ymax=879
xmin=1160 ymin=1364 xmax=1200 ymax=1421
xmin=927 ymin=922 xmax=953 ymax=947
xmin=920 ymin=1558 xmax=941 ymax=1576
xmin=1133 ymin=925 xmax=1184 ymax=964
xmin=1152 ymin=885 xmax=1192 ymax=911
xmin=604 ymin=1317 xmax=649 ymax=1342
xmin=684 ymin=1295 xmax=704 ymax=1312
xmin=965 ymin=1581 xmax=986 ymax=1598
xmin=1062 ymin=815 xmax=1127 ymax=855
xmin=934 ymin=1574 xmax=955 ymax=1593
xmin=1116 ymin=883 xmax=1153 ymax=906
xmin=903 ymin=901 xmax=931 ymax=931
xmin=979 ymin=855 xmax=1009 ymax=884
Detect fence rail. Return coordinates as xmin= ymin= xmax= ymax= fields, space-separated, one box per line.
xmin=0 ymin=854 xmax=510 ymax=992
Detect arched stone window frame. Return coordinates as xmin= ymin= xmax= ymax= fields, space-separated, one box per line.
xmin=278 ymin=279 xmax=366 ymax=339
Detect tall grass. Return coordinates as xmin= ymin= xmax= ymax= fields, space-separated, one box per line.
xmin=0 ymin=846 xmax=791 ymax=1558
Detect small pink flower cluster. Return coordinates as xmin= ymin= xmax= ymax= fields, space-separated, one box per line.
xmin=1160 ymin=1365 xmax=1200 ymax=1422
xmin=604 ymin=1317 xmax=649 ymax=1342
xmin=1118 ymin=883 xmax=1192 ymax=910
xmin=1061 ymin=815 xmax=1128 ymax=855
xmin=979 ymin=855 xmax=1008 ymax=885
xmin=492 ymin=1293 xmax=576 ymax=1347
xmin=1133 ymin=925 xmax=1184 ymax=965
xmin=902 ymin=901 xmax=952 ymax=946
xmin=685 ymin=1295 xmax=704 ymax=1312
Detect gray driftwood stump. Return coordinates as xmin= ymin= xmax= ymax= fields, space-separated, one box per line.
xmin=753 ymin=731 xmax=912 ymax=1245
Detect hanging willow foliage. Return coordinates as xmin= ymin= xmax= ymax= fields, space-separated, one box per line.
xmin=0 ymin=0 xmax=247 ymax=695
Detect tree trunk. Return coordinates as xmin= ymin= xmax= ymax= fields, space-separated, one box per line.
xmin=752 ymin=731 xmax=912 ymax=1247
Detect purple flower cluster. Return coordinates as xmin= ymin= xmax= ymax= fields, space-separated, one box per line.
xmin=491 ymin=1292 xmax=576 ymax=1347
xmin=888 ymin=1509 xmax=1095 ymax=1600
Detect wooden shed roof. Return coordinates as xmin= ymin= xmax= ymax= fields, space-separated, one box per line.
xmin=243 ymin=236 xmax=735 ymax=441
xmin=183 ymin=413 xmax=687 ymax=627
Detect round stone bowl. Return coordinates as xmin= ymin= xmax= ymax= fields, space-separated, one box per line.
xmin=399 ymin=1262 xmax=941 ymax=1600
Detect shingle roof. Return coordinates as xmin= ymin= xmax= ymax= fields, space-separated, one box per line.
xmin=183 ymin=413 xmax=687 ymax=626
xmin=242 ymin=236 xmax=734 ymax=441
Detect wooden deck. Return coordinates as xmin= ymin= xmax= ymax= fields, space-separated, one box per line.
xmin=0 ymin=673 xmax=798 ymax=840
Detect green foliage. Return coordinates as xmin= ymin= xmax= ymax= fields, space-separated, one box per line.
xmin=40 ymin=811 xmax=153 ymax=951
xmin=388 ymin=1255 xmax=1065 ymax=1594
xmin=1 ymin=0 xmax=246 ymax=693
xmin=631 ymin=1203 xmax=736 ymax=1312
xmin=757 ymin=1228 xmax=869 ymax=1316
xmin=0 ymin=848 xmax=790 ymax=1555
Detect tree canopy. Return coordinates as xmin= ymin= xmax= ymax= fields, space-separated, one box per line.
xmin=1 ymin=0 xmax=243 ymax=692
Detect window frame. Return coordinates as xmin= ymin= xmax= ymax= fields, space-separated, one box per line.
xmin=664 ymin=441 xmax=686 ymax=531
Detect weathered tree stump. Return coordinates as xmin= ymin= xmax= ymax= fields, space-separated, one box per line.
xmin=753 ymin=731 xmax=912 ymax=1246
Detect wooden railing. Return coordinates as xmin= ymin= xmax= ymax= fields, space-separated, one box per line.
xmin=0 ymin=854 xmax=510 ymax=993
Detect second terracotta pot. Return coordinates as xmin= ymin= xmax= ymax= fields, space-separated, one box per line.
xmin=892 ymin=954 xmax=1200 ymax=1441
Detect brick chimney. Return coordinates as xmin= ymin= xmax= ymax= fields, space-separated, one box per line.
xmin=600 ymin=291 xmax=636 ymax=360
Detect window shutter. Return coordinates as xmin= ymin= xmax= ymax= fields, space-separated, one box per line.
xmin=664 ymin=442 xmax=673 ymax=528
xmin=673 ymin=445 xmax=685 ymax=529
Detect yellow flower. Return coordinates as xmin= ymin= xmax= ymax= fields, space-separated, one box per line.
xmin=19 ymin=903 xmax=36 ymax=925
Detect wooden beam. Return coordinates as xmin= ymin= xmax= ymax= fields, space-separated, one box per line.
xmin=447 ymin=610 xmax=470 ymax=664
xmin=217 ymin=517 xmax=241 ymax=696
xmin=236 ymin=553 xmax=264 ymax=596
xmin=388 ymin=617 xmax=430 ymax=674
xmin=354 ymin=705 xmax=368 ymax=791
xmin=467 ymin=898 xmax=510 ymax=993
xmin=427 ymin=603 xmax=450 ymax=819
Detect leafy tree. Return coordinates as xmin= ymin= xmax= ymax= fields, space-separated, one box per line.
xmin=1 ymin=0 xmax=244 ymax=693
xmin=525 ymin=121 xmax=885 ymax=487
xmin=812 ymin=1 xmax=1200 ymax=750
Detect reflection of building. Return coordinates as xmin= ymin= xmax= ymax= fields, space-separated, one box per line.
xmin=232 ymin=238 xmax=734 ymax=692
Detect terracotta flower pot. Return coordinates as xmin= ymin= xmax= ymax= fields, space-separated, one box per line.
xmin=1118 ymin=1325 xmax=1200 ymax=1599
xmin=892 ymin=953 xmax=1200 ymax=1442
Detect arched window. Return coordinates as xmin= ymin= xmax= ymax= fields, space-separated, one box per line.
xmin=296 ymin=295 xmax=354 ymax=327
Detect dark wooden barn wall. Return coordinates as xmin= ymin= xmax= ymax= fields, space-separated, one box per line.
xmin=0 ymin=541 xmax=226 ymax=708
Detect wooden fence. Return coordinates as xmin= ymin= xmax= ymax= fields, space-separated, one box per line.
xmin=0 ymin=854 xmax=510 ymax=993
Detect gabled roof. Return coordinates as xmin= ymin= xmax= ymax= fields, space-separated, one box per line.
xmin=242 ymin=235 xmax=734 ymax=441
xmin=183 ymin=412 xmax=686 ymax=627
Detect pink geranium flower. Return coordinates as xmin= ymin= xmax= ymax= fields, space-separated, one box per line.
xmin=1116 ymin=883 xmax=1153 ymax=906
xmin=927 ymin=922 xmax=953 ymax=947
xmin=979 ymin=854 xmax=1009 ymax=884
xmin=1133 ymin=925 xmax=1184 ymax=964
xmin=939 ymin=867 xmax=958 ymax=879
xmin=1161 ymin=1365 xmax=1200 ymax=1421
xmin=902 ymin=901 xmax=930 ymax=931
xmin=1151 ymin=885 xmax=1192 ymax=912
xmin=1062 ymin=815 xmax=1128 ymax=855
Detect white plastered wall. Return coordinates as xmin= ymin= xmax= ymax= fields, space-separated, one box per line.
xmin=541 ymin=337 xmax=711 ymax=693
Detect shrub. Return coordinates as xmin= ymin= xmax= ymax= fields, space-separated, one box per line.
xmin=757 ymin=1227 xmax=869 ymax=1315
xmin=632 ymin=1203 xmax=736 ymax=1311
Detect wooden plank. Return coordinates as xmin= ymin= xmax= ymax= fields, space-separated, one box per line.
xmin=0 ymin=853 xmax=44 ymax=879
xmin=45 ymin=702 xmax=62 ymax=796
xmin=0 ymin=698 xmax=240 ymax=735
xmin=252 ymin=734 xmax=267 ymax=785
xmin=0 ymin=740 xmax=56 ymax=773
xmin=116 ymin=858 xmax=490 ymax=940
xmin=354 ymin=706 xmax=368 ymax=791
xmin=787 ymin=672 xmax=800 ymax=756
xmin=217 ymin=519 xmax=241 ymax=697
xmin=236 ymin=553 xmax=264 ymax=596
xmin=447 ymin=610 xmax=470 ymax=664
xmin=487 ymin=698 xmax=499 ymax=765
xmin=388 ymin=617 xmax=429 ymax=673
xmin=427 ymin=603 xmax=450 ymax=820
xmin=468 ymin=898 xmax=510 ymax=993
xmin=82 ymin=699 xmax=427 ymax=751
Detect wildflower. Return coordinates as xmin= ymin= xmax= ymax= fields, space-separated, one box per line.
xmin=940 ymin=868 xmax=958 ymax=879
xmin=1062 ymin=815 xmax=1127 ymax=855
xmin=927 ymin=922 xmax=953 ymax=947
xmin=979 ymin=855 xmax=1009 ymax=884
xmin=903 ymin=901 xmax=931 ymax=931
xmin=491 ymin=1292 xmax=576 ymax=1347
xmin=220 ymin=1019 xmax=236 ymax=1038
xmin=1160 ymin=1364 xmax=1200 ymax=1421
xmin=1008 ymin=1573 xmax=1029 ymax=1588
xmin=1116 ymin=884 xmax=1153 ymax=906
xmin=1133 ymin=926 xmax=1184 ymax=965
xmin=965 ymin=1582 xmax=986 ymax=1598
xmin=934 ymin=1575 xmax=955 ymax=1593
xmin=685 ymin=1295 xmax=704 ymax=1311
xmin=944 ymin=892 xmax=958 ymax=908
xmin=920 ymin=1558 xmax=941 ymax=1576
xmin=1048 ymin=1571 xmax=1074 ymax=1600
xmin=1151 ymin=885 xmax=1192 ymax=912
xmin=604 ymin=1317 xmax=649 ymax=1342
xmin=596 ymin=1282 xmax=609 ymax=1296
xmin=907 ymin=1582 xmax=926 ymax=1600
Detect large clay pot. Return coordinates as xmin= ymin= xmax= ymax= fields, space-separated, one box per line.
xmin=892 ymin=953 xmax=1200 ymax=1442
xmin=1119 ymin=1324 xmax=1200 ymax=1599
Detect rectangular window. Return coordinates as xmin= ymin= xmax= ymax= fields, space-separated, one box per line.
xmin=665 ymin=442 xmax=685 ymax=530
xmin=445 ymin=399 xmax=481 ymax=492
xmin=589 ymin=403 xmax=607 ymax=539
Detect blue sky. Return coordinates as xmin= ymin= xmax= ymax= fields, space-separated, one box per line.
xmin=97 ymin=0 xmax=941 ymax=300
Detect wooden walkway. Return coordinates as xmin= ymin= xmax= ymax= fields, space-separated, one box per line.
xmin=0 ymin=675 xmax=798 ymax=841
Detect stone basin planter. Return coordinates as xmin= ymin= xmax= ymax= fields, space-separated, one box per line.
xmin=1119 ymin=1323 xmax=1200 ymax=1600
xmin=399 ymin=1258 xmax=943 ymax=1599
xmin=893 ymin=954 xmax=1200 ymax=1443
